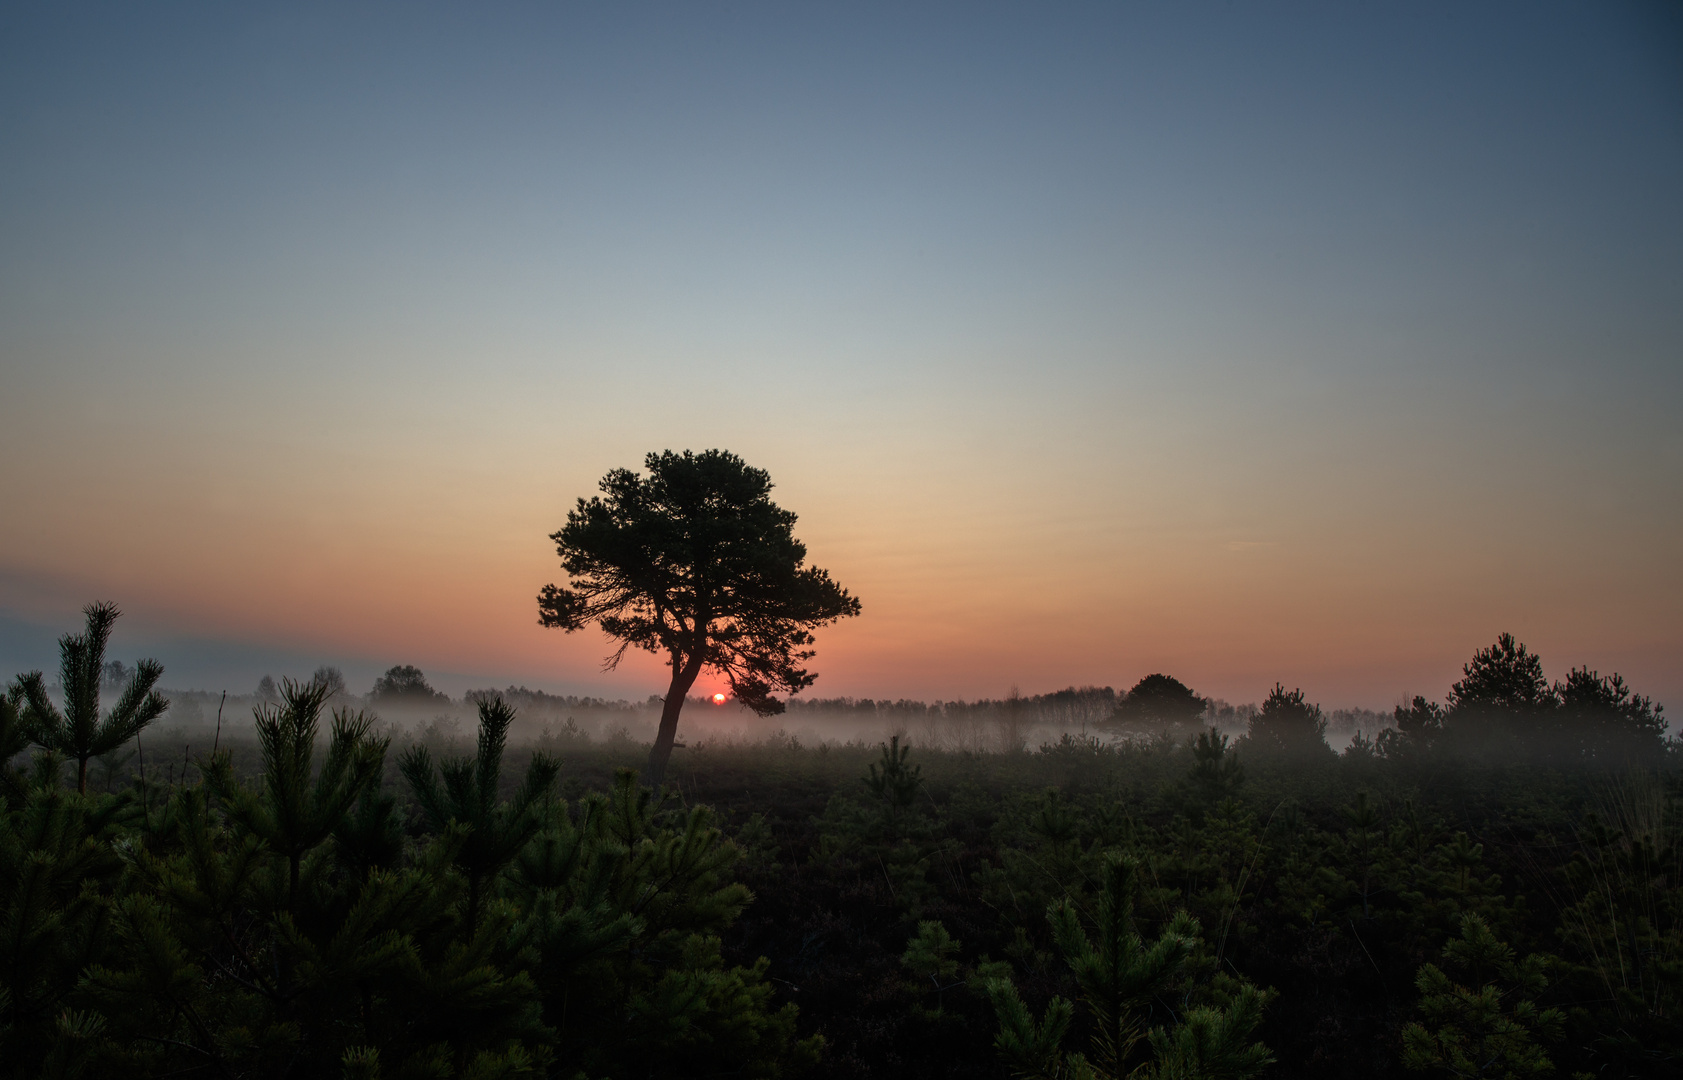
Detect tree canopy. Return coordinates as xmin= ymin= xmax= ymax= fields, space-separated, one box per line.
xmin=1554 ymin=666 xmax=1666 ymax=761
xmin=1112 ymin=674 xmax=1207 ymax=732
xmin=1242 ymin=684 xmax=1333 ymax=762
xmin=311 ymin=664 xmax=348 ymax=699
xmin=369 ymin=663 xmax=450 ymax=705
xmin=1377 ymin=696 xmax=1445 ymax=759
xmin=1447 ymin=633 xmax=1554 ymax=718
xmin=1369 ymin=634 xmax=1669 ymax=762
xmin=538 ymin=449 xmax=860 ymax=787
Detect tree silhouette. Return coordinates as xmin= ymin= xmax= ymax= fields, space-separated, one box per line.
xmin=369 ymin=664 xmax=449 ymax=705
xmin=538 ymin=449 xmax=860 ymax=788
xmin=1445 ymin=634 xmax=1566 ymax=756
xmin=866 ymin=735 xmax=924 ymax=813
xmin=15 ymin=602 xmax=169 ymax=794
xmin=1378 ymin=695 xmax=1445 ymax=758
xmin=1447 ymin=633 xmax=1555 ymax=721
xmin=310 ymin=664 xmax=348 ymax=699
xmin=1113 ymin=674 xmax=1207 ymax=733
xmin=100 ymin=661 xmax=130 ymax=692
xmin=1553 ymin=667 xmax=1666 ymax=761
xmin=1243 ymin=684 xmax=1333 ymax=762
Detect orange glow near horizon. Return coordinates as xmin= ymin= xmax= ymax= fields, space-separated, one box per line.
xmin=1 ymin=437 xmax=1675 ymax=713
xmin=0 ymin=373 xmax=1678 ymax=712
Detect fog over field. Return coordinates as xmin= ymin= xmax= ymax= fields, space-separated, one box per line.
xmin=128 ymin=666 xmax=1444 ymax=759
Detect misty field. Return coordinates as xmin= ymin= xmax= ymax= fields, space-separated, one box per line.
xmin=4 ymin=646 xmax=1678 ymax=1080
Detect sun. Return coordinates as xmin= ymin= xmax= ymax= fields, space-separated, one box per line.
xmin=712 ymin=693 xmax=726 ymax=704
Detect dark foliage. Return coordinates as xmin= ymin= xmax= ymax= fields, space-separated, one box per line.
xmin=1241 ymin=685 xmax=1334 ymax=763
xmin=4 ymin=621 xmax=1675 ymax=1079
xmin=0 ymin=687 xmax=29 ymax=807
xmin=1554 ymin=668 xmax=1666 ymax=763
xmin=1113 ymin=675 xmax=1208 ymax=736
xmin=1379 ymin=697 xmax=1445 ymax=759
xmin=369 ymin=663 xmax=452 ymax=705
xmin=0 ymin=676 xmax=819 ymax=1080
xmin=660 ymin=734 xmax=1677 ymax=1080
xmin=1450 ymin=634 xmax=1555 ymax=717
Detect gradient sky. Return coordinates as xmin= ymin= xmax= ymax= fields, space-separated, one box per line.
xmin=3 ymin=2 xmax=1680 ymax=711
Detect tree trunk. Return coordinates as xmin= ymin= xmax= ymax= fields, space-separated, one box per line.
xmin=77 ymin=756 xmax=88 ymax=795
xmin=646 ymin=652 xmax=702 ymax=789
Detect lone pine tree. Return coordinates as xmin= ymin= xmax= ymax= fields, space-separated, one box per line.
xmin=538 ymin=449 xmax=859 ymax=788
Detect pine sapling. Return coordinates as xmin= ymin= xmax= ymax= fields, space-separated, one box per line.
xmin=401 ymin=696 xmax=560 ymax=937
xmin=16 ymin=603 xmax=169 ymax=794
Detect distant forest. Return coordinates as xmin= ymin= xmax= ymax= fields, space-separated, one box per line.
xmin=135 ymin=632 xmax=1659 ymax=771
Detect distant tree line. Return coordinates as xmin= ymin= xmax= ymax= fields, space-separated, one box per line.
xmin=784 ymin=634 xmax=1666 ymax=766
xmin=241 ymin=670 xmax=664 ymax=719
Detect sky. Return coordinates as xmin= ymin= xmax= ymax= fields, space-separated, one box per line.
xmin=2 ymin=2 xmax=1680 ymax=712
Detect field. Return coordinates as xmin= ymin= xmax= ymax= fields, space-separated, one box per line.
xmin=9 ymin=685 xmax=1676 ymax=1080
xmin=532 ymin=730 xmax=1681 ymax=1078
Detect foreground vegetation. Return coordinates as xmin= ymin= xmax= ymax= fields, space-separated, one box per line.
xmin=2 ymin=608 xmax=1678 ymax=1078
xmin=2 ymin=680 xmax=823 ymax=1079
xmin=6 ymin=708 xmax=1679 ymax=1078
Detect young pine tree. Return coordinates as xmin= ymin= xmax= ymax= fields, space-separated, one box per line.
xmin=986 ymin=855 xmax=1272 ymax=1080
xmin=866 ymin=735 xmax=923 ymax=813
xmin=1401 ymin=914 xmax=1562 ymax=1079
xmin=1184 ymin=728 xmax=1244 ymax=815
xmin=15 ymin=603 xmax=169 ymax=794
xmin=1242 ymin=685 xmax=1333 ymax=763
xmin=400 ymin=695 xmax=560 ymax=936
xmin=85 ymin=680 xmax=548 ymax=1078
xmin=205 ymin=678 xmax=387 ymax=910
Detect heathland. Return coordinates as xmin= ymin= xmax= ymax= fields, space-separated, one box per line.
xmin=2 ymin=624 xmax=1677 ymax=1079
